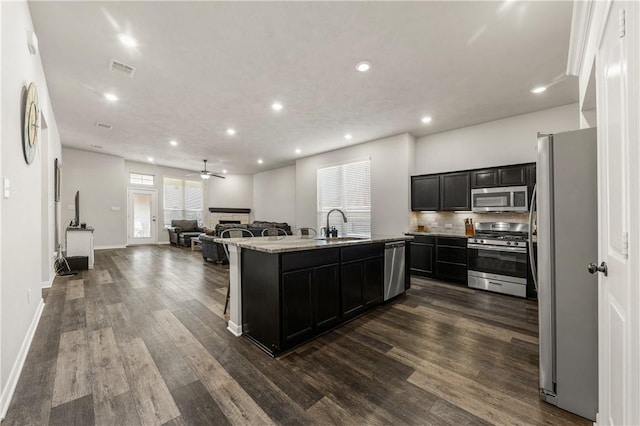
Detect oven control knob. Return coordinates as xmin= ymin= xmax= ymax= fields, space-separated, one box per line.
xmin=481 ymin=240 xmax=485 ymax=244
xmin=507 ymin=242 xmax=511 ymax=246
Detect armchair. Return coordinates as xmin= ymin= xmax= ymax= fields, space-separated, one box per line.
xmin=167 ymin=219 xmax=204 ymax=247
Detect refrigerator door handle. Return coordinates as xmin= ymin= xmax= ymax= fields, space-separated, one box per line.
xmin=528 ymin=184 xmax=538 ymax=291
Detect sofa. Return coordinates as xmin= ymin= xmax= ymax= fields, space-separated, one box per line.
xmin=200 ymin=221 xmax=292 ymax=263
xmin=167 ymin=219 xmax=205 ymax=247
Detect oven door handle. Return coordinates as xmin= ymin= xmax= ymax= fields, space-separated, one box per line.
xmin=467 ymin=243 xmax=527 ymax=253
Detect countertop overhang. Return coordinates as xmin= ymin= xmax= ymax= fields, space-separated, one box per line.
xmin=213 ymin=234 xmax=413 ymax=254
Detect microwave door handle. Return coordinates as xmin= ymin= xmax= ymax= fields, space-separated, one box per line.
xmin=528 ymin=184 xmax=538 ymax=291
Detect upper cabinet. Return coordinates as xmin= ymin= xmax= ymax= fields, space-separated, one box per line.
xmin=440 ymin=172 xmax=470 ymax=211
xmin=412 ymin=162 xmax=535 ymax=212
xmin=411 ymin=175 xmax=440 ymax=211
xmin=411 ymin=172 xmax=469 ymax=211
xmin=471 ymin=164 xmax=529 ymax=188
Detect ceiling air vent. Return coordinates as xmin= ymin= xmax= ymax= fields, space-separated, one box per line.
xmin=95 ymin=122 xmax=112 ymax=130
xmin=91 ymin=144 xmax=104 ymax=150
xmin=109 ymin=59 xmax=136 ymax=78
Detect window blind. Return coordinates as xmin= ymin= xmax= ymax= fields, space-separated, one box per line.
xmin=129 ymin=172 xmax=154 ymax=186
xmin=163 ymin=177 xmax=203 ymax=227
xmin=317 ymin=159 xmax=371 ymax=236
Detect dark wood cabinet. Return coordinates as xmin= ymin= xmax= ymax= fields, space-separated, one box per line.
xmin=440 ymin=172 xmax=471 ymax=211
xmin=435 ymin=237 xmax=467 ymax=284
xmin=340 ymin=244 xmax=384 ymax=319
xmin=411 ymin=175 xmax=440 ymax=211
xmin=498 ymin=165 xmax=528 ymax=186
xmin=409 ymin=235 xmax=467 ymax=284
xmin=242 ymin=243 xmax=389 ymax=356
xmin=470 ymin=169 xmax=498 ymax=188
xmin=409 ymin=235 xmax=435 ymax=278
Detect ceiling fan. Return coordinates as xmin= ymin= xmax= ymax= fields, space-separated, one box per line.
xmin=187 ymin=160 xmax=225 ymax=180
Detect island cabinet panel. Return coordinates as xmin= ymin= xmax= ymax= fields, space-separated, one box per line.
xmin=242 ymin=243 xmax=391 ymax=357
xmin=281 ymin=270 xmax=314 ymax=346
xmin=241 ymin=250 xmax=281 ymax=354
xmin=340 ymin=244 xmax=384 ymax=319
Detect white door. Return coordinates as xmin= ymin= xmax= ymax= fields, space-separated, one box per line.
xmin=127 ymin=188 xmax=158 ymax=245
xmin=595 ymin=2 xmax=639 ymax=424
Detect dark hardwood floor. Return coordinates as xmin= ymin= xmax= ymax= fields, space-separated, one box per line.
xmin=2 ymin=245 xmax=588 ymax=425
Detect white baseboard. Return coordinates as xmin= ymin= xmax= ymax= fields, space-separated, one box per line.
xmin=0 ymin=299 xmax=45 ymax=420
xmin=41 ymin=272 xmax=56 ymax=289
xmin=94 ymin=245 xmax=126 ymax=250
xmin=227 ymin=321 xmax=243 ymax=337
xmin=157 ymin=241 xmax=170 ymax=245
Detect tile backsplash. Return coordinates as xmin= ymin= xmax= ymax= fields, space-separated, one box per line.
xmin=409 ymin=211 xmax=532 ymax=236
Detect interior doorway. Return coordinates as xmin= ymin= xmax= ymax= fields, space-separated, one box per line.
xmin=127 ymin=188 xmax=158 ymax=245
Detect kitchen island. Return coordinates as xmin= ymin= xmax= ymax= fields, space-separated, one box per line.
xmin=215 ymin=234 xmax=413 ymax=356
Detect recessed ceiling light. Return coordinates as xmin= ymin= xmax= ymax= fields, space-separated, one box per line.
xmin=356 ymin=61 xmax=371 ymax=72
xmin=148 ymin=157 xmax=154 ymax=162
xmin=531 ymin=86 xmax=547 ymax=94
xmin=226 ymin=128 xmax=236 ymax=135
xmin=421 ymin=116 xmax=433 ymax=124
xmin=344 ymin=133 xmax=353 ymax=140
xmin=118 ymin=34 xmax=137 ymax=48
xmin=169 ymin=140 xmax=178 ymax=146
xmin=295 ymin=148 xmax=301 ymax=154
xmin=222 ymin=169 xmax=228 ymax=174
xmin=257 ymin=158 xmax=264 ymax=164
xmin=104 ymin=93 xmax=119 ymax=102
xmin=271 ymin=102 xmax=284 ymax=111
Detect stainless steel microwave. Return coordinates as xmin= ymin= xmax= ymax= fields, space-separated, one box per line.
xmin=471 ymin=186 xmax=528 ymax=212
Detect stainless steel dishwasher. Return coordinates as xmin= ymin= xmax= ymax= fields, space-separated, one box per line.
xmin=384 ymin=241 xmax=406 ymax=300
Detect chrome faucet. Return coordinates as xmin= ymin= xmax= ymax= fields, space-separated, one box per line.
xmin=325 ymin=209 xmax=348 ymax=237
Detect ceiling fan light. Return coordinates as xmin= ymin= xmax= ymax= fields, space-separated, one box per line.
xmin=200 ymin=173 xmax=211 ymax=180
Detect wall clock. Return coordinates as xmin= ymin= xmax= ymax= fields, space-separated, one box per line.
xmin=22 ymin=82 xmax=39 ymax=165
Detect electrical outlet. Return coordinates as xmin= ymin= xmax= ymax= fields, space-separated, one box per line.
xmin=27 ymin=289 xmax=31 ymax=304
xmin=445 ymin=223 xmax=453 ymax=229
xmin=431 ymin=223 xmax=439 ymax=228
xmin=52 ymin=251 xmax=58 ymax=259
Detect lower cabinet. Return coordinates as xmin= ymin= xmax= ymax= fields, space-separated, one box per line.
xmin=409 ymin=235 xmax=467 ymax=284
xmin=242 ymin=243 xmax=388 ymax=356
xmin=282 ymin=264 xmax=340 ymax=347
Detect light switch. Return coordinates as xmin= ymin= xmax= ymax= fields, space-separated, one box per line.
xmin=111 ymin=206 xmax=121 ymax=211
xmin=3 ymin=177 xmax=10 ymax=199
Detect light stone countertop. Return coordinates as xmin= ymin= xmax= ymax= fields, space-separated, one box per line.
xmin=406 ymin=231 xmax=468 ymax=238
xmin=213 ymin=234 xmax=413 ymax=254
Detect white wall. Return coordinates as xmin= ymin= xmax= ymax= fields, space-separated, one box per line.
xmin=207 ymin=174 xmax=253 ymax=212
xmin=124 ymin=160 xmax=215 ymax=243
xmin=253 ymin=166 xmax=296 ymax=228
xmin=1 ymin=0 xmax=62 ymax=416
xmin=296 ymin=133 xmax=414 ymax=235
xmin=61 ymin=148 xmax=127 ymax=248
xmin=414 ymin=103 xmax=579 ymax=174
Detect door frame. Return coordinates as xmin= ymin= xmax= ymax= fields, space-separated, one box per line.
xmin=127 ymin=187 xmax=158 ymax=245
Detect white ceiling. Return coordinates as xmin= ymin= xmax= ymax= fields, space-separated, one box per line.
xmin=29 ymin=1 xmax=577 ymax=174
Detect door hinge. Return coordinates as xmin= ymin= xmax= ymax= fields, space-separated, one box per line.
xmin=622 ymin=232 xmax=629 ymax=258
xmin=619 ymin=9 xmax=626 ymax=38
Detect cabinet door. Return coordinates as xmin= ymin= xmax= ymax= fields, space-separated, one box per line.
xmin=282 ymin=270 xmax=314 ymax=345
xmin=364 ymin=257 xmax=383 ymax=306
xmin=440 ymin=172 xmax=471 ymax=211
xmin=498 ymin=165 xmax=527 ymax=186
xmin=411 ymin=175 xmax=440 ymax=211
xmin=470 ymin=169 xmax=498 ymax=188
xmin=314 ymin=264 xmax=341 ymax=330
xmin=341 ymin=261 xmax=365 ymax=318
xmin=410 ymin=242 xmax=435 ymax=277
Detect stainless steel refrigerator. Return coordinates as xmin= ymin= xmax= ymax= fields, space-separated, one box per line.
xmin=528 ymin=128 xmax=598 ymax=420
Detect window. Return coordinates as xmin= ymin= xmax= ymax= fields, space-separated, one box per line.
xmin=163 ymin=177 xmax=203 ymax=227
xmin=130 ymin=172 xmax=154 ymax=186
xmin=317 ymin=159 xmax=371 ymax=236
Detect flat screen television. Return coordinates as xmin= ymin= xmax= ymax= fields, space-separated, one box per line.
xmin=72 ymin=190 xmax=80 ymax=227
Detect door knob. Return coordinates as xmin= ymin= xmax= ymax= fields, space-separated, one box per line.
xmin=587 ymin=261 xmax=608 ymax=276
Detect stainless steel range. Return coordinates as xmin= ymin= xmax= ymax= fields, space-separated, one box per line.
xmin=467 ymin=222 xmax=529 ymax=297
